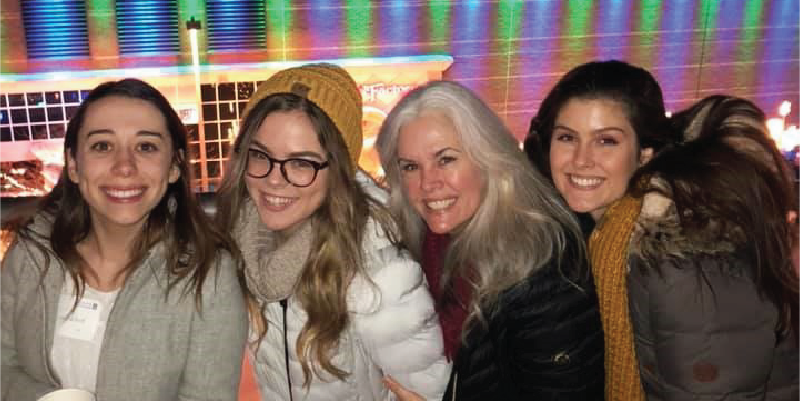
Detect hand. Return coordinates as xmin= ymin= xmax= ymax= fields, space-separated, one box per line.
xmin=787 ymin=211 xmax=799 ymax=276
xmin=383 ymin=375 xmax=424 ymax=401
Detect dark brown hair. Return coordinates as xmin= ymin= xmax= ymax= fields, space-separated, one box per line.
xmin=4 ymin=78 xmax=237 ymax=305
xmin=525 ymin=60 xmax=679 ymax=180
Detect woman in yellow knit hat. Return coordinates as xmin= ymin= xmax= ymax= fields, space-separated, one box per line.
xmin=524 ymin=60 xmax=678 ymax=401
xmin=215 ymin=63 xmax=450 ymax=401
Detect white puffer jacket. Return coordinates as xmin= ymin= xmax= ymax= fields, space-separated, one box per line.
xmin=248 ymin=172 xmax=451 ymax=401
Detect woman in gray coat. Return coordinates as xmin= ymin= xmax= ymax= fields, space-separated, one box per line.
xmin=603 ymin=95 xmax=799 ymax=400
xmin=1 ymin=78 xmax=248 ymax=401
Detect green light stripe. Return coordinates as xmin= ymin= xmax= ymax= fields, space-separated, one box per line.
xmin=87 ymin=0 xmax=115 ymax=39
xmin=429 ymin=0 xmax=450 ymax=51
xmin=346 ymin=0 xmax=372 ymax=57
xmin=561 ymin=0 xmax=592 ymax=70
xmin=565 ymin=0 xmax=591 ymax=37
xmin=498 ymin=0 xmax=523 ymax=54
xmin=736 ymin=0 xmax=764 ymax=87
xmin=637 ymin=0 xmax=662 ymax=64
xmin=267 ymin=0 xmax=291 ymax=60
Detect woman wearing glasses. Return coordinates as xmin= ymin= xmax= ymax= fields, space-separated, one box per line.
xmin=215 ymin=64 xmax=450 ymax=401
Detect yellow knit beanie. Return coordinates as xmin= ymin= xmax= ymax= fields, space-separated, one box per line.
xmin=242 ymin=63 xmax=363 ymax=167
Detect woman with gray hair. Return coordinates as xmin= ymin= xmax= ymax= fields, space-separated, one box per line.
xmin=376 ymin=80 xmax=604 ymax=400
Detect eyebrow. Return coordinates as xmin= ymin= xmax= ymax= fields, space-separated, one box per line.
xmin=137 ymin=130 xmax=164 ymax=138
xmin=552 ymin=124 xmax=577 ymax=133
xmin=553 ymin=124 xmax=626 ymax=135
xmin=398 ymin=147 xmax=461 ymax=163
xmin=250 ymin=140 xmax=324 ymax=160
xmin=435 ymin=147 xmax=461 ymax=156
xmin=85 ymin=129 xmax=164 ymax=138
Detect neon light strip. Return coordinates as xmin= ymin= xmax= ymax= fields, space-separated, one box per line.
xmin=0 ymin=55 xmax=454 ymax=82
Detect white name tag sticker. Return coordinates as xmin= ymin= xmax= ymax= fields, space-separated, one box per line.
xmin=57 ymin=299 xmax=101 ymax=341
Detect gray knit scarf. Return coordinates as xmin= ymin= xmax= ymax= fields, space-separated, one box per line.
xmin=233 ymin=200 xmax=313 ymax=302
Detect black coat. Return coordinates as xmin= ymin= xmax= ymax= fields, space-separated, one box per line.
xmin=444 ymin=238 xmax=605 ymax=401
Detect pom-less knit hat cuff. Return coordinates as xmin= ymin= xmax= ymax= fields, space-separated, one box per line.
xmin=241 ymin=63 xmax=363 ymax=167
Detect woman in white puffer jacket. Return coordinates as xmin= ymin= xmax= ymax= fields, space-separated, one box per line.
xmin=215 ymin=63 xmax=451 ymax=401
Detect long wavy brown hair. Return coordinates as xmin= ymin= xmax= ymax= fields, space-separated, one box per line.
xmin=2 ymin=78 xmax=238 ymax=306
xmin=216 ymin=93 xmax=392 ymax=386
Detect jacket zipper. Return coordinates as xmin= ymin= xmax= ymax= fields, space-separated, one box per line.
xmin=95 ymin=275 xmax=126 ymax=397
xmin=92 ymin=251 xmax=149 ymax=396
xmin=450 ymin=372 xmax=458 ymax=401
xmin=280 ymin=299 xmax=294 ymax=401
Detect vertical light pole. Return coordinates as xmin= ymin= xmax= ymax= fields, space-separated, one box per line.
xmin=186 ymin=16 xmax=207 ymax=190
xmin=187 ymin=17 xmax=202 ymax=93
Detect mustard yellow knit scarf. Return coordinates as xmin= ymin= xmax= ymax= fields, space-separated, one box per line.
xmin=589 ymin=194 xmax=645 ymax=401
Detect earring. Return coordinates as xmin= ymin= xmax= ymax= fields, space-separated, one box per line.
xmin=167 ymin=194 xmax=177 ymax=214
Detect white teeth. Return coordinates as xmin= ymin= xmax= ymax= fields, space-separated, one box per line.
xmin=105 ymin=189 xmax=144 ymax=198
xmin=264 ymin=196 xmax=292 ymax=206
xmin=427 ymin=199 xmax=455 ymax=210
xmin=570 ymin=176 xmax=603 ymax=187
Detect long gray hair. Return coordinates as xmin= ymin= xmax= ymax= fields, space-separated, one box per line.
xmin=376 ymin=80 xmax=586 ymax=327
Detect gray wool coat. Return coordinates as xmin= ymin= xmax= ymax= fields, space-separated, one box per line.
xmin=1 ymin=215 xmax=248 ymax=401
xmin=627 ymin=192 xmax=798 ymax=401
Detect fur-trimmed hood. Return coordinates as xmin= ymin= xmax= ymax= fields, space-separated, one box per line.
xmin=630 ymin=177 xmax=737 ymax=263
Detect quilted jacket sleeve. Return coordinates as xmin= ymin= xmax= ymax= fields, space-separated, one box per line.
xmin=765 ymin=330 xmax=799 ymax=401
xmin=1 ymin=238 xmax=59 ymax=401
xmin=628 ymin=253 xmax=789 ymax=400
xmin=350 ymin=246 xmax=451 ymax=401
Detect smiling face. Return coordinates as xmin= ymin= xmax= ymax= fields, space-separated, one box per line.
xmin=245 ymin=109 xmax=329 ymax=232
xmin=397 ymin=113 xmax=484 ymax=234
xmin=67 ymin=96 xmax=179 ymax=232
xmin=548 ymin=98 xmax=652 ymax=221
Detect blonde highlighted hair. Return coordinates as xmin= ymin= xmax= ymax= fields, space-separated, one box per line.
xmin=216 ymin=93 xmax=392 ymax=386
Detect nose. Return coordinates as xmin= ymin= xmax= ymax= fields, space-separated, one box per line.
xmin=265 ymin=162 xmax=288 ymax=187
xmin=112 ymin=148 xmax=137 ymax=177
xmin=420 ymin=165 xmax=443 ymax=192
xmin=572 ymin=142 xmax=594 ymax=168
